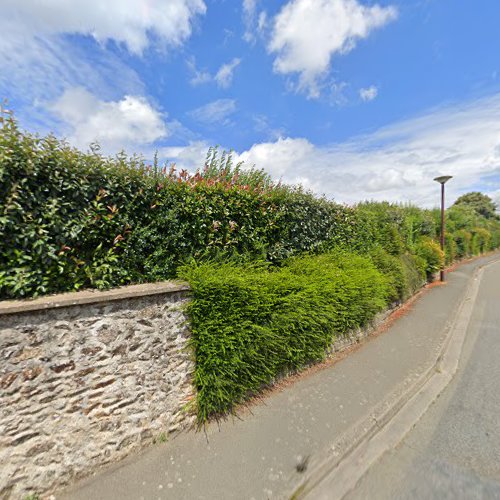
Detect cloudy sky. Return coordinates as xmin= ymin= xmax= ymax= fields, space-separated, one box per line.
xmin=1 ymin=0 xmax=500 ymax=207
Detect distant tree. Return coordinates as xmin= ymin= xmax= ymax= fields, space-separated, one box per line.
xmin=453 ymin=192 xmax=499 ymax=220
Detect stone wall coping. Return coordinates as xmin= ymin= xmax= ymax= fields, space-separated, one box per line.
xmin=0 ymin=281 xmax=190 ymax=316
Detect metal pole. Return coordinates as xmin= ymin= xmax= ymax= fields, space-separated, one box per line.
xmin=440 ymin=182 xmax=445 ymax=282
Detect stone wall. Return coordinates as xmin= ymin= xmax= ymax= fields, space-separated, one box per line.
xmin=0 ymin=282 xmax=195 ymax=499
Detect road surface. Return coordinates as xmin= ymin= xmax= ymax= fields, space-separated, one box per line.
xmin=345 ymin=258 xmax=500 ymax=499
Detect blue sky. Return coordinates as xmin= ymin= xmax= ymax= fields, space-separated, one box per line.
xmin=1 ymin=0 xmax=500 ymax=207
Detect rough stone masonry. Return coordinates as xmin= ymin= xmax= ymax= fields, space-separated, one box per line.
xmin=0 ymin=282 xmax=196 ymax=499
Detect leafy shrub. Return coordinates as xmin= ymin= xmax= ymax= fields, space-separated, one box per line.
xmin=180 ymin=251 xmax=388 ymax=422
xmin=400 ymin=253 xmax=426 ymax=296
xmin=368 ymin=247 xmax=406 ymax=303
xmin=453 ymin=192 xmax=499 ymax=220
xmin=264 ymin=189 xmax=362 ymax=261
xmin=415 ymin=237 xmax=445 ymax=279
xmin=444 ymin=233 xmax=457 ymax=265
xmin=356 ymin=202 xmax=436 ymax=255
xmin=0 ymin=120 xmax=145 ymax=297
xmin=368 ymin=247 xmax=427 ymax=302
xmin=453 ymin=229 xmax=472 ymax=259
xmin=471 ymin=227 xmax=491 ymax=254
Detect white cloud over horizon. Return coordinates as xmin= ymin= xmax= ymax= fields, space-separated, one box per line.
xmin=490 ymin=189 xmax=500 ymax=211
xmin=152 ymin=94 xmax=500 ymax=208
xmin=236 ymin=94 xmax=500 ymax=207
xmin=37 ymin=88 xmax=500 ymax=210
xmin=0 ymin=24 xmax=144 ymax=116
xmin=159 ymin=141 xmax=212 ymax=171
xmin=268 ymin=0 xmax=397 ymax=98
xmin=50 ymin=88 xmax=169 ymax=152
xmin=0 ymin=0 xmax=206 ymax=129
xmin=35 ymin=86 xmax=495 ymax=212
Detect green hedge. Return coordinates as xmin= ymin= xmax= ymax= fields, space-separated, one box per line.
xmin=415 ymin=237 xmax=445 ymax=279
xmin=0 ymin=113 xmax=361 ymax=299
xmin=180 ymin=251 xmax=389 ymax=422
xmin=2 ymin=111 xmax=499 ymax=299
xmin=368 ymin=247 xmax=426 ymax=302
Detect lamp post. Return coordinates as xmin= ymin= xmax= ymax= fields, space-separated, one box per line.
xmin=433 ymin=175 xmax=453 ymax=281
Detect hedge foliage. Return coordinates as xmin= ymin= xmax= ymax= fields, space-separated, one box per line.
xmin=2 ymin=111 xmax=499 ymax=299
xmin=1 ymin=111 xmax=361 ymax=299
xmin=180 ymin=252 xmax=389 ymax=422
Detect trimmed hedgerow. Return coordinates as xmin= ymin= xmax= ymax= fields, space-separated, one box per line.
xmin=0 ymin=111 xmax=361 ymax=299
xmin=368 ymin=247 xmax=407 ymax=303
xmin=180 ymin=251 xmax=388 ymax=422
xmin=400 ymin=253 xmax=427 ymax=296
xmin=2 ymin=110 xmax=499 ymax=299
xmin=367 ymin=247 xmax=426 ymax=303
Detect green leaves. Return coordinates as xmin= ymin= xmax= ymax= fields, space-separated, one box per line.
xmin=0 ymin=112 xmax=357 ymax=298
xmin=415 ymin=237 xmax=445 ymax=278
xmin=0 ymin=113 xmax=143 ymax=298
xmin=1 ymin=109 xmax=499 ymax=300
xmin=180 ymin=251 xmax=389 ymax=423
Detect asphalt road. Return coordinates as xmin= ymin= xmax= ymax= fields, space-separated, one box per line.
xmin=345 ymin=258 xmax=500 ymax=500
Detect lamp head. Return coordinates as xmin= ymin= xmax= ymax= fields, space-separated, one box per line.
xmin=433 ymin=175 xmax=453 ymax=185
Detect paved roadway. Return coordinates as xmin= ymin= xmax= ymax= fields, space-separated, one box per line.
xmin=346 ymin=258 xmax=500 ymax=500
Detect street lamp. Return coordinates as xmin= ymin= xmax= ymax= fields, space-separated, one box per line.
xmin=433 ymin=175 xmax=453 ymax=281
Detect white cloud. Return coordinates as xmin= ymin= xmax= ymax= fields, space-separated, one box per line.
xmin=0 ymin=26 xmax=144 ymax=121
xmin=0 ymin=0 xmax=206 ymax=130
xmin=243 ymin=0 xmax=258 ymax=37
xmin=252 ymin=114 xmax=286 ymax=140
xmin=188 ymin=99 xmax=237 ymax=125
xmin=239 ymin=137 xmax=315 ymax=185
xmin=268 ymin=0 xmax=397 ymax=98
xmin=490 ymin=189 xmax=500 ymax=212
xmin=237 ymin=94 xmax=500 ymax=207
xmin=258 ymin=11 xmax=268 ymax=32
xmin=188 ymin=58 xmax=242 ymax=88
xmin=242 ymin=0 xmax=267 ymax=43
xmin=243 ymin=0 xmax=258 ymax=16
xmin=159 ymin=141 xmax=211 ymax=171
xmin=359 ymin=85 xmax=378 ymax=102
xmin=50 ymin=88 xmax=169 ymax=152
xmin=330 ymin=81 xmax=349 ymax=106
xmin=1 ymin=0 xmax=206 ymax=55
xmin=215 ymin=58 xmax=242 ymax=88
xmin=243 ymin=0 xmax=257 ymax=42
xmin=187 ymin=57 xmax=212 ymax=86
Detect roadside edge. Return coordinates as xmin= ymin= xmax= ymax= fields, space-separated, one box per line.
xmin=292 ymin=255 xmax=500 ymax=500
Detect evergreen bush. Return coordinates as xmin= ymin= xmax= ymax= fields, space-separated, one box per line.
xmin=0 ymin=112 xmax=357 ymax=298
xmin=415 ymin=237 xmax=445 ymax=279
xmin=180 ymin=251 xmax=388 ymax=422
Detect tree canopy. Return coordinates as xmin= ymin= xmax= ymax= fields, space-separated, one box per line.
xmin=453 ymin=192 xmax=499 ymax=220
